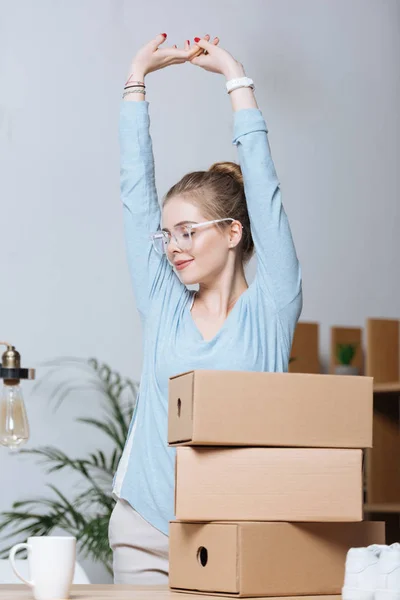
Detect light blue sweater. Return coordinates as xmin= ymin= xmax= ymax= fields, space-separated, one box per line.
xmin=113 ymin=100 xmax=302 ymax=535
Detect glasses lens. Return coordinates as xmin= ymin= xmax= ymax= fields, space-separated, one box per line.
xmin=152 ymin=233 xmax=168 ymax=254
xmin=175 ymin=225 xmax=192 ymax=251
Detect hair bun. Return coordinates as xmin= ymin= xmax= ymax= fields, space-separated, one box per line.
xmin=208 ymin=161 xmax=244 ymax=186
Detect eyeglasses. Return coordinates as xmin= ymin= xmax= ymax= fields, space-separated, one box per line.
xmin=149 ymin=218 xmax=235 ymax=255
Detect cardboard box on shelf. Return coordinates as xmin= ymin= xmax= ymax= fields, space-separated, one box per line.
xmin=175 ymin=447 xmax=363 ymax=522
xmin=169 ymin=520 xmax=385 ymax=597
xmin=168 ymin=370 xmax=373 ymax=448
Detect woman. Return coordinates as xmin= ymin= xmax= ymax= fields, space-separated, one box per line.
xmin=109 ymin=33 xmax=302 ymax=584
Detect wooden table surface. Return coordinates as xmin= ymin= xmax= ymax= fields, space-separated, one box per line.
xmin=0 ymin=585 xmax=341 ymax=600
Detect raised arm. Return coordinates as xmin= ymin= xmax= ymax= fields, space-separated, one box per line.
xmin=233 ymin=106 xmax=302 ymax=317
xmin=228 ymin=69 xmax=302 ymax=313
xmin=119 ymin=97 xmax=170 ymax=321
xmin=120 ymin=35 xmax=205 ymax=321
xmin=190 ymin=41 xmax=302 ymax=319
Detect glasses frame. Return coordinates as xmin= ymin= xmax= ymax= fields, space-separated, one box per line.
xmin=149 ymin=218 xmax=235 ymax=255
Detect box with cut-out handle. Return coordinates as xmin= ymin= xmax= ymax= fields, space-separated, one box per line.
xmin=168 ymin=370 xmax=373 ymax=448
xmin=169 ymin=521 xmax=385 ymax=597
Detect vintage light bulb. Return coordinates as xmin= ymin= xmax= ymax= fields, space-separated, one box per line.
xmin=0 ymin=342 xmax=35 ymax=451
xmin=0 ymin=382 xmax=30 ymax=449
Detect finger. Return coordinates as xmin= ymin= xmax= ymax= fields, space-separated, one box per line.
xmin=184 ymin=39 xmax=190 ymax=51
xmin=187 ymin=46 xmax=204 ymax=60
xmin=203 ymin=34 xmax=211 ymax=53
xmin=205 ymin=36 xmax=220 ymax=51
xmin=150 ymin=32 xmax=168 ymax=50
xmin=189 ymin=37 xmax=219 ymax=67
xmin=187 ymin=34 xmax=207 ymax=56
xmin=192 ymin=36 xmax=213 ymax=51
xmin=158 ymin=47 xmax=195 ymax=65
xmin=191 ymin=35 xmax=217 ymax=59
xmin=189 ymin=49 xmax=209 ymax=66
xmin=159 ymin=47 xmax=192 ymax=60
xmin=191 ymin=34 xmax=211 ymax=53
xmin=189 ymin=55 xmax=202 ymax=67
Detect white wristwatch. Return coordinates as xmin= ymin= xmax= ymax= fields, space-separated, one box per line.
xmin=225 ymin=76 xmax=255 ymax=94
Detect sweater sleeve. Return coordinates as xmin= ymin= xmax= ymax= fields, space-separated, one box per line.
xmin=119 ymin=100 xmax=184 ymax=322
xmin=232 ymin=108 xmax=302 ymax=320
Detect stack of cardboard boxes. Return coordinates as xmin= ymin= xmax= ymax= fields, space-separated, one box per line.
xmin=167 ymin=371 xmax=385 ymax=598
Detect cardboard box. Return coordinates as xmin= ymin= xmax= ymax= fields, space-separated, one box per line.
xmin=168 ymin=370 xmax=373 ymax=448
xmin=175 ymin=447 xmax=363 ymax=522
xmin=169 ymin=521 xmax=385 ymax=597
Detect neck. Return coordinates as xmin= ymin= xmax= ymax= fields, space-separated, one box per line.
xmin=194 ymin=261 xmax=248 ymax=317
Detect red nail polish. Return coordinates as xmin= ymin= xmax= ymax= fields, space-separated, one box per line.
xmin=194 ymin=37 xmax=200 ymax=43
xmin=162 ymin=33 xmax=167 ymax=37
xmin=187 ymin=40 xmax=190 ymax=44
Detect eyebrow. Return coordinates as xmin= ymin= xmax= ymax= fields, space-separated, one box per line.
xmin=162 ymin=220 xmax=198 ymax=233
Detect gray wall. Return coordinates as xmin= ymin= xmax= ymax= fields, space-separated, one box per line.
xmin=1 ymin=0 xmax=399 ymax=583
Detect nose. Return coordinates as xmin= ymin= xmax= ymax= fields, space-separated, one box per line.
xmin=167 ymin=235 xmax=182 ymax=254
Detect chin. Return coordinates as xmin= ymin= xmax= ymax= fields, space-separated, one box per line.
xmin=178 ymin=271 xmax=200 ymax=286
xmin=174 ymin=263 xmax=202 ymax=286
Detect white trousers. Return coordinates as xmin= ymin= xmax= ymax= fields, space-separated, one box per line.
xmin=108 ymin=498 xmax=169 ymax=584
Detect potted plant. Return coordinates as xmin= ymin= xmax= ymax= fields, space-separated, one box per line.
xmin=0 ymin=357 xmax=138 ymax=576
xmin=335 ymin=343 xmax=359 ymax=375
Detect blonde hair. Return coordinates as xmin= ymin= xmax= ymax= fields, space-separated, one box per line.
xmin=163 ymin=161 xmax=254 ymax=263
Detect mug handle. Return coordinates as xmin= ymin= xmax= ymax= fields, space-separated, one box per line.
xmin=9 ymin=543 xmax=34 ymax=587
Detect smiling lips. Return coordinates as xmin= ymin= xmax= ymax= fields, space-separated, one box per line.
xmin=174 ymin=259 xmax=194 ymax=271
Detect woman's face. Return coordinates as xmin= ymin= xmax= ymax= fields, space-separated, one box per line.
xmin=161 ymin=196 xmax=240 ymax=286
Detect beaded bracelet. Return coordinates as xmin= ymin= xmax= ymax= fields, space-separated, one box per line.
xmin=123 ymin=88 xmax=146 ymax=98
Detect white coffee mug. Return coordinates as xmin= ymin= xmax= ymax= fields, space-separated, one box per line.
xmin=9 ymin=536 xmax=76 ymax=600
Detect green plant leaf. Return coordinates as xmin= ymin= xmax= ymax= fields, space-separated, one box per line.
xmin=76 ymin=417 xmax=126 ymax=451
